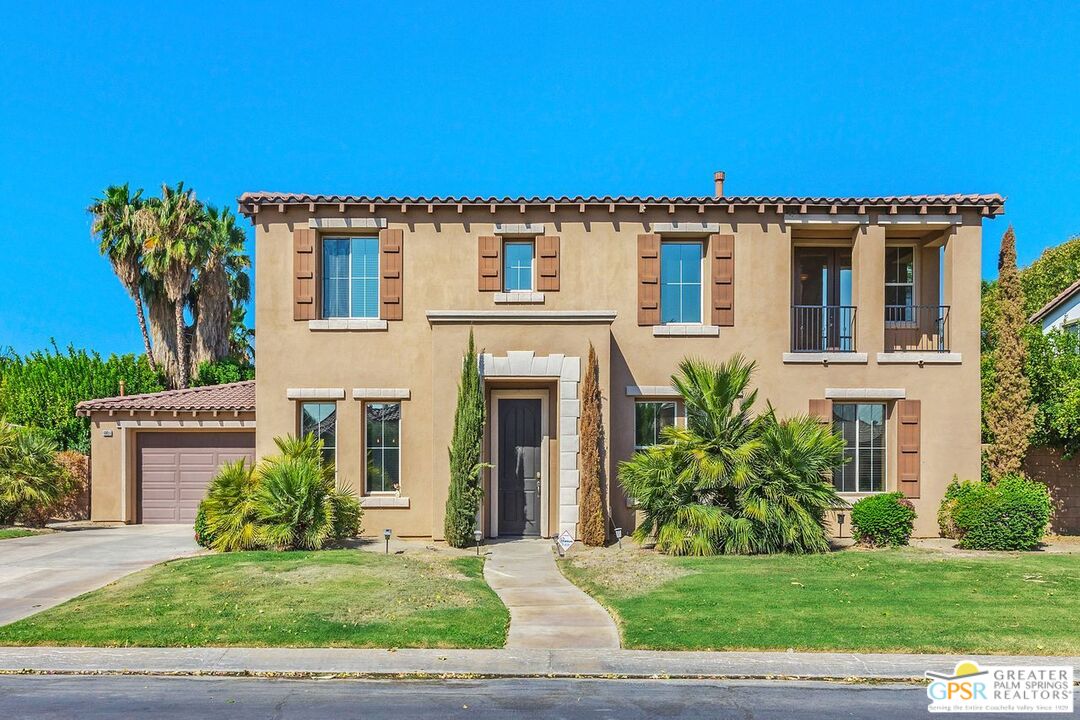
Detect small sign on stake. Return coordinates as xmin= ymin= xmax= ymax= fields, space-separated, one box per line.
xmin=557 ymin=530 xmax=575 ymax=555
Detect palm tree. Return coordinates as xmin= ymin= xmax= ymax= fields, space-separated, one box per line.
xmin=89 ymin=184 xmax=156 ymax=371
xmin=192 ymin=206 xmax=250 ymax=369
xmin=136 ymin=183 xmax=205 ymax=388
xmin=618 ymin=355 xmax=845 ymax=555
xmin=0 ymin=422 xmax=73 ymax=527
xmin=229 ymin=306 xmax=256 ymax=365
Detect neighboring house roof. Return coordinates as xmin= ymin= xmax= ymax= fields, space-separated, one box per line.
xmin=237 ymin=192 xmax=1005 ymax=217
xmin=75 ymin=380 xmax=255 ymax=416
xmin=1029 ymin=279 xmax=1080 ymax=323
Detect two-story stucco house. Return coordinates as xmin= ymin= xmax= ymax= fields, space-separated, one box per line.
xmin=80 ymin=173 xmax=1004 ymax=539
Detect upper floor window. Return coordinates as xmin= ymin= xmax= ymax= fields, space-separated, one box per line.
xmin=323 ymin=237 xmax=379 ymax=319
xmin=299 ymin=401 xmax=337 ymax=469
xmin=885 ymin=247 xmax=915 ymax=324
xmin=660 ymin=242 xmax=703 ymax=324
xmin=366 ymin=402 xmax=401 ymax=493
xmin=503 ymin=241 xmax=534 ymax=292
xmin=832 ymin=403 xmax=885 ymax=493
xmin=635 ymin=400 xmax=676 ymax=449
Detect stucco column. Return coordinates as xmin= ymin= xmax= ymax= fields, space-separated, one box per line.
xmin=853 ymin=223 xmax=885 ymax=354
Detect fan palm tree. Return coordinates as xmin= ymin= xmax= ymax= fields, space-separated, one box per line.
xmin=619 ymin=355 xmax=846 ymax=555
xmin=136 ymin=183 xmax=205 ymax=388
xmin=229 ymin=306 xmax=255 ymax=365
xmin=192 ymin=206 xmax=250 ymax=369
xmin=0 ymin=422 xmax=73 ymax=527
xmin=89 ymin=184 xmax=156 ymax=371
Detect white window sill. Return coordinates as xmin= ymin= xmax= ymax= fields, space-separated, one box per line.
xmin=308 ymin=319 xmax=388 ymax=331
xmin=359 ymin=495 xmax=410 ymax=508
xmin=652 ymin=324 xmax=720 ymax=337
xmin=782 ymin=352 xmax=868 ymax=364
xmin=494 ymin=292 xmax=545 ymax=304
xmin=876 ymin=352 xmax=962 ymax=365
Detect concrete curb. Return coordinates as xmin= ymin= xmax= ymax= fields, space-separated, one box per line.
xmin=1 ymin=647 xmax=1077 ymax=683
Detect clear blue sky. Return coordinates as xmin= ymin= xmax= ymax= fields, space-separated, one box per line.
xmin=1 ymin=1 xmax=1077 ymax=356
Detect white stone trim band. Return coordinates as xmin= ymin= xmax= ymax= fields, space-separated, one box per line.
xmin=876 ymin=352 xmax=962 ymax=364
xmin=427 ymin=310 xmax=616 ymax=324
xmin=825 ymin=388 xmax=906 ymax=400
xmin=494 ymin=223 xmax=545 ymax=235
xmin=359 ymin=495 xmax=410 ymax=508
xmin=653 ymin=324 xmax=720 ymax=336
xmin=287 ymin=388 xmax=346 ymax=400
xmin=494 ymin=292 xmax=545 ymax=304
xmin=625 ymin=385 xmax=681 ymax=397
xmin=308 ymin=319 xmax=389 ymax=331
xmin=782 ymin=352 xmax=869 ymax=364
xmin=309 ymin=217 xmax=387 ymax=230
xmin=650 ymin=221 xmax=721 ymax=234
xmin=352 ymin=388 xmax=410 ymax=400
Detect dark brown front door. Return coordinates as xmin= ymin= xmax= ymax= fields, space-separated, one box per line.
xmin=137 ymin=431 xmax=255 ymax=524
xmin=497 ymin=399 xmax=542 ymax=536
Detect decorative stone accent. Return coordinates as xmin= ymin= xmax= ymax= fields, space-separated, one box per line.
xmin=308 ymin=217 xmax=387 ymax=229
xmin=652 ymin=324 xmax=721 ymax=337
xmin=782 ymin=352 xmax=869 ymax=364
xmin=625 ymin=385 xmax=680 ymax=397
xmin=494 ymin=223 xmax=545 ymax=235
xmin=650 ymin=221 xmax=721 ymax=234
xmin=286 ymin=387 xmax=345 ymax=400
xmin=825 ymin=387 xmax=906 ymax=400
xmin=352 ymin=388 xmax=410 ymax=400
xmin=494 ymin=292 xmax=545 ymax=304
xmin=359 ymin=495 xmax=410 ymax=508
xmin=308 ymin=319 xmax=389 ymax=331
xmin=480 ymin=350 xmax=582 ymax=539
xmin=875 ymin=352 xmax=962 ymax=365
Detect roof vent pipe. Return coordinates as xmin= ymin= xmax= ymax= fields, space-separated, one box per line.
xmin=714 ymin=171 xmax=726 ymax=197
xmin=119 ymin=380 xmax=126 ymax=397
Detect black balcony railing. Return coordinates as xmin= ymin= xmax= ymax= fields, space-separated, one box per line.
xmin=884 ymin=305 xmax=950 ymax=352
xmin=791 ymin=305 xmax=857 ymax=353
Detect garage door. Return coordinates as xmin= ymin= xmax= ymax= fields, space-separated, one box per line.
xmin=137 ymin=431 xmax=255 ymax=524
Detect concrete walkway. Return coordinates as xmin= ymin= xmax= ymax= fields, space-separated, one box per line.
xmin=0 ymin=525 xmax=200 ymax=625
xmin=483 ymin=538 xmax=620 ymax=649
xmin=0 ymin=646 xmax=1076 ymax=681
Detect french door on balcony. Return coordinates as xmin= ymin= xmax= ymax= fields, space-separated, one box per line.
xmin=792 ymin=247 xmax=854 ymax=352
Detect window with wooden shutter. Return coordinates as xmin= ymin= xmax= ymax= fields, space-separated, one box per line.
xmin=379 ymin=228 xmax=403 ymax=321
xmin=536 ymin=235 xmax=560 ymax=292
xmin=897 ymin=399 xmax=921 ymax=498
xmin=711 ymin=233 xmax=735 ymax=326
xmin=808 ymin=399 xmax=833 ymax=426
xmin=478 ymin=236 xmax=501 ymax=291
xmin=293 ymin=228 xmax=316 ymax=321
xmin=637 ymin=234 xmax=660 ymax=325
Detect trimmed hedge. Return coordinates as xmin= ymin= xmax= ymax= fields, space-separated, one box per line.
xmin=946 ymin=474 xmax=1051 ymax=551
xmin=851 ymin=492 xmax=916 ymax=547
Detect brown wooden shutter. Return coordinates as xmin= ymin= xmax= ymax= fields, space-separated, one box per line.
xmin=379 ymin=228 xmax=403 ymax=321
xmin=711 ymin=233 xmax=735 ymax=326
xmin=478 ymin=236 xmax=501 ymax=291
xmin=637 ymin=234 xmax=661 ymax=325
xmin=293 ymin=228 xmax=316 ymax=321
xmin=897 ymin=399 xmax=921 ymax=498
xmin=536 ymin=235 xmax=560 ymax=292
xmin=808 ymin=399 xmax=833 ymax=426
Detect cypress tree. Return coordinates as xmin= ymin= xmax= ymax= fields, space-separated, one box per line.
xmin=578 ymin=343 xmax=607 ymax=545
xmin=444 ymin=330 xmax=486 ymax=547
xmin=985 ymin=226 xmax=1036 ymax=481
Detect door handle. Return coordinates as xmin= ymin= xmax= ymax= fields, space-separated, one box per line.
xmin=536 ymin=473 xmax=541 ymax=493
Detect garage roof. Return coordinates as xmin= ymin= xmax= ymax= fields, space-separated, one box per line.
xmin=76 ymin=380 xmax=255 ymax=416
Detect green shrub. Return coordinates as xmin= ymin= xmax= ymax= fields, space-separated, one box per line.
xmin=0 ymin=344 xmax=163 ymax=452
xmin=851 ymin=492 xmax=916 ymax=547
xmin=192 ymin=359 xmax=254 ymax=387
xmin=949 ymin=474 xmax=1051 ymax=550
xmin=0 ymin=421 xmax=75 ymax=527
xmin=197 ymin=434 xmax=362 ymax=552
xmin=444 ymin=331 xmax=486 ymax=548
xmin=938 ymin=476 xmax=981 ymax=538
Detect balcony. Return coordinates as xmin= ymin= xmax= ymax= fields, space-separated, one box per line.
xmin=884 ymin=305 xmax=950 ymax=352
xmin=790 ymin=305 xmax=857 ymax=353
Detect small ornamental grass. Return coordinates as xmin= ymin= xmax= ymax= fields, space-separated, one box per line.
xmin=850 ymin=492 xmax=916 ymax=547
xmin=197 ymin=433 xmax=361 ymax=552
xmin=946 ymin=474 xmax=1051 ymax=551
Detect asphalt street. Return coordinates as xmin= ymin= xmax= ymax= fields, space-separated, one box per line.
xmin=1 ymin=675 xmax=1075 ymax=719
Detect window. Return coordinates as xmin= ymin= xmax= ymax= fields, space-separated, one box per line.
xmin=300 ymin=402 xmax=337 ymax=469
xmin=323 ymin=237 xmax=380 ymax=318
xmin=365 ymin=402 xmax=400 ymax=493
xmin=1065 ymin=320 xmax=1080 ymax=341
xmin=832 ymin=403 xmax=886 ymax=493
xmin=635 ymin=401 xmax=677 ymax=449
xmin=503 ymin=241 xmax=534 ymax=292
xmin=660 ymin=242 xmax=703 ymax=324
xmin=885 ymin=247 xmax=915 ymax=324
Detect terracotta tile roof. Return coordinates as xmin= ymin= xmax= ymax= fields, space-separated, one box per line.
xmin=1029 ymin=279 xmax=1080 ymax=323
xmin=238 ymin=192 xmax=1005 ymax=216
xmin=75 ymin=380 xmax=255 ymax=416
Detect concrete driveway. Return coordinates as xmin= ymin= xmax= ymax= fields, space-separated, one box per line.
xmin=0 ymin=525 xmax=200 ymax=626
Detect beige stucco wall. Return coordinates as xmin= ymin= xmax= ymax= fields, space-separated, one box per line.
xmin=253 ymin=205 xmax=984 ymax=539
xmin=87 ymin=413 xmax=256 ymax=523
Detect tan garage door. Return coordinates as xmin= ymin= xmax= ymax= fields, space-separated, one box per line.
xmin=137 ymin=431 xmax=255 ymax=524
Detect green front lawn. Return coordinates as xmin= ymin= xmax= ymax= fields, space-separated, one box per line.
xmin=0 ymin=550 xmax=508 ymax=648
xmin=560 ymin=547 xmax=1080 ymax=655
xmin=0 ymin=528 xmax=41 ymax=540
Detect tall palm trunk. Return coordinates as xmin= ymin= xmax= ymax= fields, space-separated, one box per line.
xmin=132 ymin=294 xmax=157 ymax=372
xmin=192 ymin=259 xmax=231 ymax=369
xmin=174 ymin=298 xmax=189 ymax=388
xmin=148 ymin=293 xmax=180 ymax=388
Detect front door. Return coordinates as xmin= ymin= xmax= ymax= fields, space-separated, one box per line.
xmin=497 ymin=398 xmax=542 ymax=536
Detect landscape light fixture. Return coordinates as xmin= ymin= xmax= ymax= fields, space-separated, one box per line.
xmin=614 ymin=527 xmax=623 ymax=548
xmin=836 ymin=513 xmax=845 ymax=539
xmin=474 ymin=529 xmax=483 ymax=556
xmin=383 ymin=528 xmax=392 ymax=554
